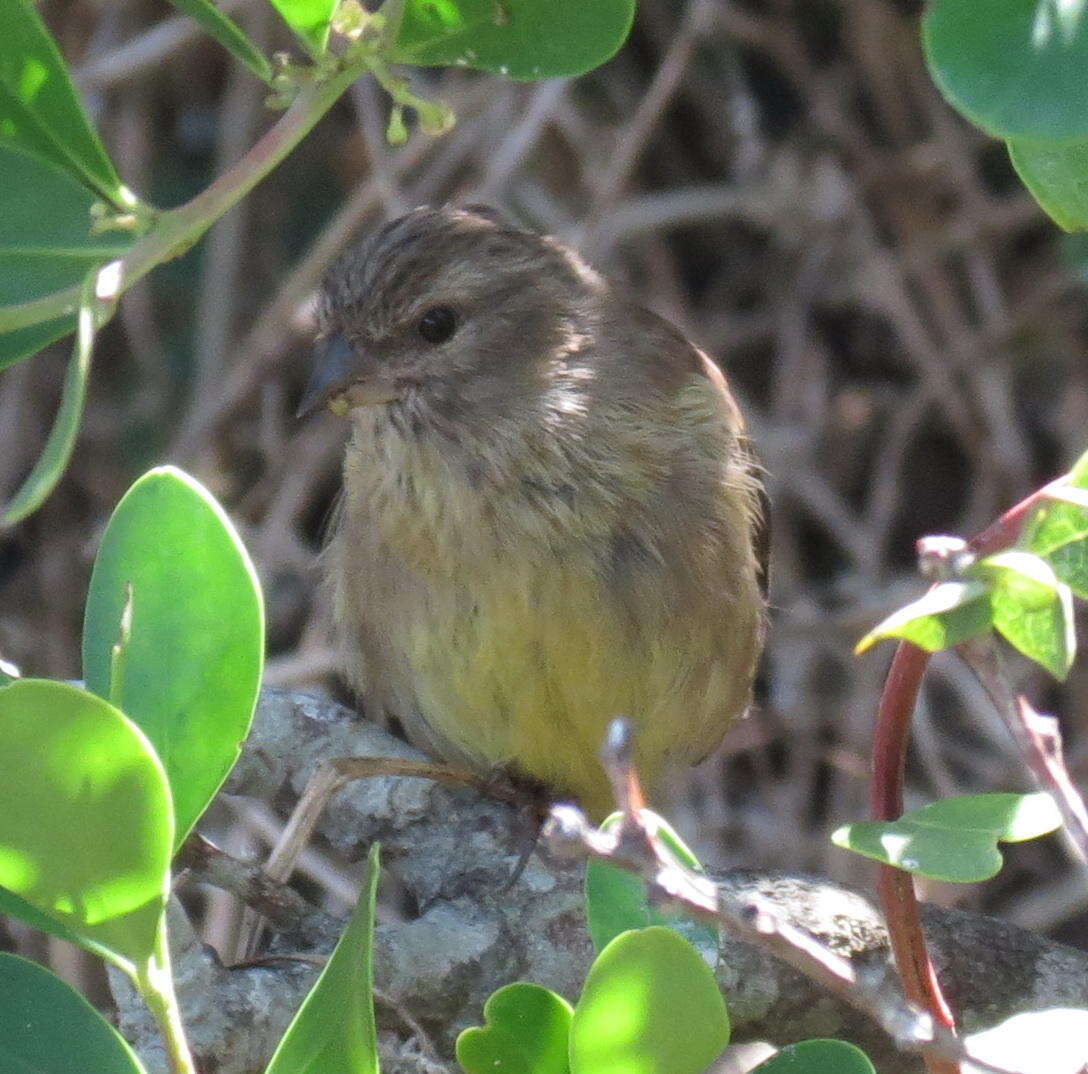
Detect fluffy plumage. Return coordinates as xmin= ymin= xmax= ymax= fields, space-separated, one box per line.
xmin=311 ymin=206 xmax=766 ymax=818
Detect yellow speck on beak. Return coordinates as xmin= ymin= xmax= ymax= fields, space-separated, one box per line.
xmin=328 ymin=396 xmax=350 ymax=416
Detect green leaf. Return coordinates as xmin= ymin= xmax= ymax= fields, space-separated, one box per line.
xmin=0 ymin=0 xmax=127 ymax=201
xmin=83 ymin=466 xmax=264 ymax=848
xmin=2 ymin=278 xmax=95 ymax=525
xmin=855 ymin=579 xmax=993 ymax=654
xmin=265 ymin=844 xmax=381 ymax=1074
xmin=0 ymin=679 xmax=173 ymax=969
xmin=751 ymin=1039 xmax=875 ymax=1074
xmin=456 ymin=983 xmax=573 ymax=1074
xmin=0 ymin=885 xmax=100 ymax=955
xmin=267 ymin=0 xmax=338 ymax=55
xmin=1007 ymin=137 xmax=1088 ymax=232
xmin=569 ymin=927 xmax=729 ymax=1074
xmin=0 ymin=953 xmax=147 ymax=1074
xmin=0 ymin=143 xmax=130 ymax=373
xmin=585 ymin=811 xmax=716 ymax=956
xmin=965 ymin=1009 xmax=1088 ymax=1074
xmin=923 ymin=0 xmax=1088 ymax=141
xmin=832 ymin=792 xmax=1062 ymax=883
xmin=390 ymin=0 xmax=636 ymax=79
xmin=980 ymin=550 xmax=1076 ymax=679
xmin=166 ymin=0 xmax=273 ymax=82
xmin=1024 ymin=449 xmax=1088 ymax=598
xmin=1061 ymin=233 xmax=1088 ymax=282
xmin=0 ymin=315 xmax=75 ymax=372
xmin=0 ymin=144 xmax=132 ymax=332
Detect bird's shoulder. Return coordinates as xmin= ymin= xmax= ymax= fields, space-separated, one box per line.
xmin=589 ymin=296 xmax=743 ymax=427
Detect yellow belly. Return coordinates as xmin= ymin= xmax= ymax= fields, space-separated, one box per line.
xmin=340 ymin=532 xmax=754 ymax=819
xmin=333 ymin=406 xmax=761 ymax=819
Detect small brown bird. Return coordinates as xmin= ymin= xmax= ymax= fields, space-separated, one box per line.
xmin=301 ymin=206 xmax=766 ymax=819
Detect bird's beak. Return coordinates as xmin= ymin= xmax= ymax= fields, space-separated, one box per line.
xmin=296 ymin=333 xmax=399 ymax=418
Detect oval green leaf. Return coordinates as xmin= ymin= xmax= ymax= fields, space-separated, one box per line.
xmin=832 ymin=792 xmax=1061 ymax=883
xmin=457 ymin=983 xmax=573 ymax=1074
xmin=0 ymin=144 xmax=132 ymax=333
xmin=390 ymin=0 xmax=636 ymax=79
xmin=83 ymin=466 xmax=265 ymax=848
xmin=267 ymin=0 xmax=338 ymax=56
xmin=0 ymin=953 xmax=147 ymax=1074
xmin=855 ymin=579 xmax=993 ymax=655
xmin=265 ymin=844 xmax=381 ymax=1074
xmin=923 ymin=0 xmax=1088 ymax=142
xmin=0 ymin=0 xmax=127 ymax=201
xmin=585 ymin=810 xmax=716 ymax=956
xmin=1008 ymin=137 xmax=1088 ymax=232
xmin=751 ymin=1039 xmax=875 ymax=1074
xmin=1024 ymin=449 xmax=1088 ymax=598
xmin=0 ymin=679 xmax=172 ymax=968
xmin=569 ymin=927 xmax=729 ymax=1074
xmin=979 ymin=550 xmax=1075 ymax=680
xmin=167 ymin=0 xmax=273 ymax=82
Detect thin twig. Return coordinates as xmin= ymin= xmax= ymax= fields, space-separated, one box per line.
xmin=176 ymin=832 xmax=336 ymax=935
xmin=957 ymin=638 xmax=1088 ymax=865
xmin=543 ymin=796 xmax=1025 ymax=1074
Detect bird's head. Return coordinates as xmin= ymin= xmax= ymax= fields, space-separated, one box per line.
xmin=298 ymin=205 xmax=603 ymax=425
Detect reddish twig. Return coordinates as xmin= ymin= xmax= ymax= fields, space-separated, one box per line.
xmin=956 ymin=638 xmax=1088 ymax=865
xmin=870 ymin=641 xmax=958 ymax=1074
xmin=966 ymin=476 xmax=1070 ymax=559
xmin=867 ymin=475 xmax=1078 ymax=1074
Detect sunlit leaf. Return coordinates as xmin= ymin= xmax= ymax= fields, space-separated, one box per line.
xmin=966 ymin=1008 xmax=1088 ymax=1074
xmin=390 ymin=0 xmax=636 ymax=79
xmin=265 ymin=844 xmax=381 ymax=1074
xmin=457 ymin=983 xmax=573 ymax=1074
xmin=0 ymin=0 xmax=128 ymax=201
xmin=855 ymin=579 xmax=993 ymax=654
xmin=832 ymin=792 xmax=1061 ymax=882
xmin=980 ymin=550 xmax=1076 ymax=680
xmin=266 ymin=0 xmax=338 ymax=55
xmin=1008 ymin=137 xmax=1088 ymax=232
xmin=167 ymin=0 xmax=273 ymax=82
xmin=0 ymin=953 xmax=147 ymax=1074
xmin=569 ymin=927 xmax=729 ymax=1074
xmin=1025 ymin=450 xmax=1088 ymax=598
xmin=585 ymin=811 xmax=716 ymax=956
xmin=923 ymin=0 xmax=1088 ymax=141
xmin=0 ymin=679 xmax=172 ymax=969
xmin=83 ymin=466 xmax=264 ymax=847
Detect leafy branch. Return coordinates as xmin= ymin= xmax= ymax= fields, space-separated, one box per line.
xmin=0 ymin=0 xmax=635 ymax=523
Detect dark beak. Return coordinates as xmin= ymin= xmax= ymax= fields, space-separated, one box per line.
xmin=296 ymin=333 xmax=357 ymax=418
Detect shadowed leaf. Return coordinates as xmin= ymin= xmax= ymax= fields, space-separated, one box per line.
xmin=390 ymin=0 xmax=636 ymax=79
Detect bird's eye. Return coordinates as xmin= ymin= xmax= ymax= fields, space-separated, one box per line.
xmin=417 ymin=306 xmax=457 ymax=344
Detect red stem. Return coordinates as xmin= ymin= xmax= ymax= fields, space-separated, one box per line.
xmin=871 ymin=642 xmax=958 ymax=1074
xmin=967 ymin=477 xmax=1064 ymax=558
xmin=870 ymin=477 xmax=1066 ymax=1073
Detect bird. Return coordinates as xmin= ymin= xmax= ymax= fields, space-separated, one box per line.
xmin=299 ymin=205 xmax=767 ymax=821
